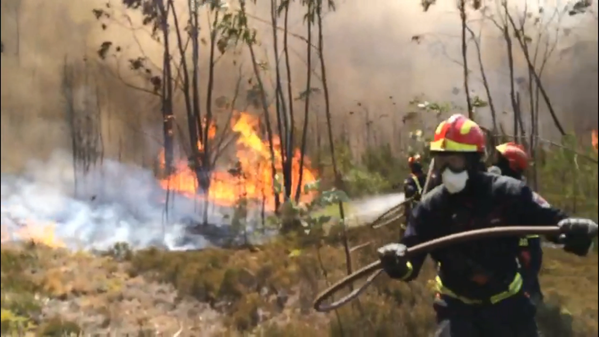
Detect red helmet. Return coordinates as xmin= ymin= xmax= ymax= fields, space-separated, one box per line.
xmin=408 ymin=154 xmax=421 ymax=165
xmin=430 ymin=114 xmax=486 ymax=153
xmin=495 ymin=142 xmax=529 ymax=172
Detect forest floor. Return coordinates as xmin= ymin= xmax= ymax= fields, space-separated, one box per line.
xmin=1 ymin=222 xmax=597 ymax=337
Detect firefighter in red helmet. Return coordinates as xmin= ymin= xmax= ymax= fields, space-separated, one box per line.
xmin=377 ymin=114 xmax=597 ymax=337
xmin=400 ymin=154 xmax=428 ymax=237
xmin=492 ymin=142 xmax=529 ymax=180
xmin=491 ymin=142 xmax=545 ymax=305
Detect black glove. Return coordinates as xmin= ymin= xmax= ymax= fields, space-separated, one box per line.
xmin=377 ymin=243 xmax=412 ymax=280
xmin=558 ymin=218 xmax=598 ymax=256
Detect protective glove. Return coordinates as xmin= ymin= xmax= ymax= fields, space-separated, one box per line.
xmin=377 ymin=243 xmax=412 ymax=280
xmin=558 ymin=218 xmax=598 ymax=256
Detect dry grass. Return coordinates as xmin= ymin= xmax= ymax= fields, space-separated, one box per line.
xmin=1 ymin=224 xmax=597 ymax=336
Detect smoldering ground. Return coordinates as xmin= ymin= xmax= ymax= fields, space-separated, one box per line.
xmin=0 ymin=0 xmax=597 ymax=250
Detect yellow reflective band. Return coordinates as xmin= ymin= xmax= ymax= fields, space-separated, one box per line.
xmin=496 ymin=143 xmax=509 ymax=154
xmin=525 ymin=235 xmax=539 ymax=239
xmin=519 ymin=238 xmax=529 ymax=247
xmin=435 ymin=273 xmax=523 ymax=305
xmin=430 ymin=138 xmax=479 ymax=152
xmin=435 ymin=121 xmax=447 ymax=136
xmin=401 ymin=261 xmax=414 ymax=281
xmin=460 ymin=119 xmax=477 ymax=135
xmin=411 ymin=174 xmax=423 ymax=195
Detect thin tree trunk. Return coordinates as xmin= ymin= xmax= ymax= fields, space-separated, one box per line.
xmin=271 ymin=0 xmax=291 ymax=201
xmin=466 ymin=25 xmax=497 ymax=132
xmin=283 ymin=3 xmax=296 ymax=200
xmin=459 ymin=1 xmax=473 ymax=118
xmin=505 ymin=8 xmax=565 ymax=136
xmin=296 ymin=1 xmax=313 ymax=202
xmin=241 ymin=0 xmax=281 ymax=211
xmin=316 ymin=0 xmax=352 ymax=275
xmin=155 ymin=0 xmax=175 ymax=175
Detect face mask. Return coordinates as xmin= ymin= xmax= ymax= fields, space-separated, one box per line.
xmin=441 ymin=168 xmax=469 ymax=194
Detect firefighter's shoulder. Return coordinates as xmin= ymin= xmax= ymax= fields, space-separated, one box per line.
xmin=418 ymin=184 xmax=445 ymax=210
xmin=486 ymin=172 xmax=527 ymax=196
xmin=487 ymin=172 xmax=541 ymax=205
xmin=532 ymin=191 xmax=551 ymax=208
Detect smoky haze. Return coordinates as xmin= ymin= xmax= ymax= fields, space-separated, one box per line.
xmin=1 ymin=0 xmax=597 ymax=172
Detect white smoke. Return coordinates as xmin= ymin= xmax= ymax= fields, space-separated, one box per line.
xmin=0 ymin=151 xmax=241 ymax=251
xmin=0 ymin=151 xmax=411 ymax=251
xmin=347 ymin=193 xmax=405 ymax=226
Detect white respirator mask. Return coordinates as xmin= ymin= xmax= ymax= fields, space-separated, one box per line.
xmin=441 ymin=168 xmax=469 ymax=194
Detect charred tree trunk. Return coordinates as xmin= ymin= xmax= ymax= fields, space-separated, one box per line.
xmin=295 ymin=0 xmax=313 ymax=202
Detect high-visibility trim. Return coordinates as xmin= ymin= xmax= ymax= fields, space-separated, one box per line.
xmin=430 ymin=138 xmax=479 ymax=152
xmin=435 ymin=273 xmax=523 ymax=305
xmin=520 ymin=235 xmax=540 ymax=246
xmin=401 ymin=262 xmax=414 ymax=281
xmin=495 ymin=143 xmax=509 ymax=154
xmin=411 ymin=174 xmax=423 ymax=195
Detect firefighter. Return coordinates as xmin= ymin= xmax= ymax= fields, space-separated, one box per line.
xmin=400 ymin=155 xmax=428 ymax=237
xmin=377 ymin=114 xmax=597 ymax=337
xmin=491 ymin=142 xmax=544 ymax=305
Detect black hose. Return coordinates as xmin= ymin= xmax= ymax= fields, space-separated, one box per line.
xmin=313 ymin=226 xmax=562 ymax=312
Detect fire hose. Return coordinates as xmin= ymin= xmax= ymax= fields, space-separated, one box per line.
xmin=313 ymin=225 xmax=563 ymax=313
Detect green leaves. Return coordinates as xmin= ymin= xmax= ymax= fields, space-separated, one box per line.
xmin=471 ymin=95 xmax=488 ymax=108
xmin=319 ymin=189 xmax=349 ymax=205
xmin=303 ymin=179 xmax=321 ymax=194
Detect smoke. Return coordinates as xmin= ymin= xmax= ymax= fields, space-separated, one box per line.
xmin=2 ymin=0 xmax=598 ymax=172
xmin=347 ymin=193 xmax=405 ymax=226
xmin=0 ymin=150 xmax=403 ymax=251
xmin=0 ymin=150 xmax=252 ymax=251
xmin=1 ymin=1 xmax=597 ymax=250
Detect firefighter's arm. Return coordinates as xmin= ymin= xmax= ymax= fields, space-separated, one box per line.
xmin=399 ymin=205 xmax=432 ymax=281
xmin=401 ymin=211 xmax=427 ymax=281
xmin=515 ymin=184 xmax=567 ymax=243
xmin=403 ymin=178 xmax=417 ymax=199
xmin=377 ymin=204 xmax=430 ymax=282
xmin=516 ymin=185 xmax=598 ymax=254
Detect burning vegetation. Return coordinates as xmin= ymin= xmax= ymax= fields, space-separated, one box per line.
xmin=158 ymin=112 xmax=318 ymax=211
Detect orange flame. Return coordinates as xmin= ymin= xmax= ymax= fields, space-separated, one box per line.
xmin=592 ymin=129 xmax=598 ymax=153
xmin=1 ymin=219 xmax=65 ymax=248
xmin=159 ymin=112 xmax=317 ymax=210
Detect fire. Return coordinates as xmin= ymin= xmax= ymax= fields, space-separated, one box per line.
xmin=159 ymin=112 xmax=318 ymax=210
xmin=1 ymin=219 xmax=65 ymax=248
xmin=592 ymin=129 xmax=598 ymax=153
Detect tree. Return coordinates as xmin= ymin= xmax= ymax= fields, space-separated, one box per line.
xmin=93 ymin=0 xmax=246 ymax=223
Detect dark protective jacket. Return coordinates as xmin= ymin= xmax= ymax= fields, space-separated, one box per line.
xmin=489 ymin=165 xmax=545 ymax=299
xmin=403 ymin=173 xmax=427 ymax=201
xmin=400 ymin=172 xmax=567 ymax=303
xmin=400 ymin=173 xmax=428 ymax=237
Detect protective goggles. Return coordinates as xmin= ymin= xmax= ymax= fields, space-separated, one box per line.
xmin=432 ymin=153 xmax=468 ymax=173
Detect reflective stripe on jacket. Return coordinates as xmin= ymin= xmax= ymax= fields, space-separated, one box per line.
xmin=435 ymin=273 xmax=523 ymax=305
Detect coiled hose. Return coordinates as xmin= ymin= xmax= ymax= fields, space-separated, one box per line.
xmin=313 ymin=226 xmax=562 ymax=312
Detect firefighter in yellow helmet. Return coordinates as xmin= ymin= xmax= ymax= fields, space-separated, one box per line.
xmin=377 ymin=114 xmax=598 ymax=337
